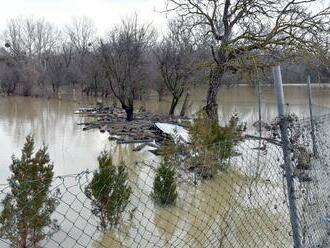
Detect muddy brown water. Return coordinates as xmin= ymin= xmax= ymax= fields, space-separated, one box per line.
xmin=1 ymin=85 xmax=330 ymax=247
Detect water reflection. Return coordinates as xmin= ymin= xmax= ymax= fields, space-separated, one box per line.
xmin=0 ymin=86 xmax=330 ymax=247
xmin=0 ymin=96 xmax=110 ymax=183
xmin=1 ymin=86 xmax=330 ymax=181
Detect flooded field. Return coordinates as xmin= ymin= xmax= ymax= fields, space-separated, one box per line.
xmin=1 ymin=85 xmax=330 ymax=247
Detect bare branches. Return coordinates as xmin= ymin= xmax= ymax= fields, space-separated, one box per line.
xmin=165 ymin=0 xmax=330 ymax=118
xmin=154 ymin=20 xmax=196 ymax=115
xmin=166 ymin=0 xmax=330 ymax=58
xmin=100 ymin=16 xmax=155 ymax=120
xmin=3 ymin=17 xmax=60 ymax=61
xmin=65 ymin=17 xmax=96 ymax=55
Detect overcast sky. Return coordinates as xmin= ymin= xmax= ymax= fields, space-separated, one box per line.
xmin=0 ymin=0 xmax=168 ymax=34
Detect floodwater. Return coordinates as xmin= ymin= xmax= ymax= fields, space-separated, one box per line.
xmin=0 ymin=85 xmax=330 ymax=247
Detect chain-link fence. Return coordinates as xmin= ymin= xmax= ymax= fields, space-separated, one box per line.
xmin=1 ymin=110 xmax=330 ymax=248
xmin=297 ymin=112 xmax=330 ymax=248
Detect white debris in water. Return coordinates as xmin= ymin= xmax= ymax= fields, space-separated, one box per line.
xmin=155 ymin=122 xmax=190 ymax=143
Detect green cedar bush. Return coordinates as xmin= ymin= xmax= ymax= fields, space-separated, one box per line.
xmin=0 ymin=135 xmax=59 ymax=247
xmin=85 ymin=151 xmax=131 ymax=231
xmin=152 ymin=158 xmax=178 ymax=205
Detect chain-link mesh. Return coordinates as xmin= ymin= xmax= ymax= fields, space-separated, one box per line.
xmin=296 ymin=113 xmax=330 ymax=248
xmin=1 ymin=112 xmax=330 ymax=247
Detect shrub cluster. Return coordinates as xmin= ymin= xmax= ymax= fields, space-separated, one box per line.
xmin=189 ymin=112 xmax=245 ymax=177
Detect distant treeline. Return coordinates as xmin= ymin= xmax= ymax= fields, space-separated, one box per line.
xmin=0 ymin=16 xmax=329 ymax=118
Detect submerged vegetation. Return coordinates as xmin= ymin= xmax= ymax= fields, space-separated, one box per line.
xmin=0 ymin=0 xmax=329 ymax=246
xmin=190 ymin=112 xmax=245 ymax=159
xmin=189 ymin=112 xmax=245 ymax=178
xmin=85 ymin=151 xmax=131 ymax=231
xmin=0 ymin=135 xmax=59 ymax=247
xmin=157 ymin=112 xmax=245 ymax=180
xmin=152 ymin=157 xmax=178 ymax=206
xmin=0 ymin=0 xmax=329 ymax=121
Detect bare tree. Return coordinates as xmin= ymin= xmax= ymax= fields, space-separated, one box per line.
xmin=4 ymin=18 xmax=59 ymax=62
xmin=154 ymin=20 xmax=195 ymax=115
xmin=65 ymin=17 xmax=98 ymax=94
xmin=46 ymin=52 xmax=67 ymax=95
xmin=0 ymin=52 xmax=19 ymax=95
xmin=145 ymin=50 xmax=167 ymax=102
xmin=65 ymin=17 xmax=95 ymax=55
xmin=166 ymin=0 xmax=330 ymax=119
xmin=100 ymin=17 xmax=155 ymax=121
xmin=81 ymin=49 xmax=104 ymax=97
xmin=2 ymin=17 xmax=60 ymax=96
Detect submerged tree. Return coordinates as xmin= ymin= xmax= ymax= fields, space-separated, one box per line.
xmin=100 ymin=16 xmax=155 ymax=121
xmin=152 ymin=158 xmax=178 ymax=205
xmin=0 ymin=135 xmax=59 ymax=248
xmin=85 ymin=151 xmax=131 ymax=231
xmin=0 ymin=56 xmax=20 ymax=96
xmin=65 ymin=17 xmax=102 ymax=96
xmin=154 ymin=20 xmax=195 ymax=115
xmin=166 ymin=0 xmax=330 ymax=119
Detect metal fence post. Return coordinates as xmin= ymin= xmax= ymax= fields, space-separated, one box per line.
xmin=273 ymin=65 xmax=302 ymax=248
xmin=307 ymin=75 xmax=318 ymax=157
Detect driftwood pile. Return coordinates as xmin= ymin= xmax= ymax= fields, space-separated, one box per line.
xmin=75 ymin=106 xmax=190 ymax=145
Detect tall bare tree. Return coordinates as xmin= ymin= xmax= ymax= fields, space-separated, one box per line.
xmin=166 ymin=0 xmax=330 ymax=119
xmin=154 ymin=20 xmax=195 ymax=115
xmin=100 ymin=17 xmax=155 ymax=121
xmin=4 ymin=18 xmax=59 ymax=62
xmin=65 ymin=17 xmax=97 ymax=94
xmin=65 ymin=17 xmax=96 ymax=55
xmin=2 ymin=18 xmax=60 ymax=95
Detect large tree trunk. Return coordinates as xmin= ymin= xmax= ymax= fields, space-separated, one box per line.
xmin=169 ymin=96 xmax=179 ymax=116
xmin=205 ymin=67 xmax=224 ymax=120
xmin=123 ymin=105 xmax=134 ymax=121
xmin=52 ymin=83 xmax=57 ymax=95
